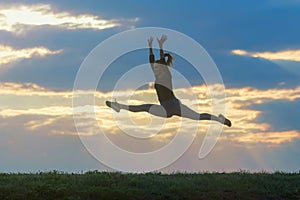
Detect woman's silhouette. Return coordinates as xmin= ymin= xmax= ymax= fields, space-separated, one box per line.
xmin=106 ymin=35 xmax=231 ymax=127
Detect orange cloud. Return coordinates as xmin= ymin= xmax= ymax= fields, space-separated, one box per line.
xmin=0 ymin=4 xmax=138 ymax=35
xmin=223 ymin=131 xmax=300 ymax=145
xmin=0 ymin=106 xmax=73 ymax=117
xmin=232 ymin=49 xmax=300 ymax=62
xmin=1 ymin=81 xmax=300 ymax=146
xmin=0 ymin=45 xmax=62 ymax=67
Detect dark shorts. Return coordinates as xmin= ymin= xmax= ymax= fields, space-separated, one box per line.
xmin=160 ymin=97 xmax=181 ymax=117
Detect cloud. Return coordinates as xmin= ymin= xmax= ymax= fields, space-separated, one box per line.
xmin=0 ymin=106 xmax=72 ymax=118
xmin=0 ymin=44 xmax=62 ymax=67
xmin=223 ymin=86 xmax=300 ymax=145
xmin=0 ymin=4 xmax=137 ymax=35
xmin=0 ymin=82 xmax=71 ymax=97
xmin=231 ymin=49 xmax=300 ymax=62
xmin=2 ymin=81 xmax=300 ymax=172
xmin=1 ymin=81 xmax=300 ymax=146
xmin=222 ymin=131 xmax=300 ymax=145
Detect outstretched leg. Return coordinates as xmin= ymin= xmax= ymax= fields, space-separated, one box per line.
xmin=179 ymin=104 xmax=219 ymax=121
xmin=178 ymin=104 xmax=231 ymax=127
xmin=106 ymin=101 xmax=167 ymax=118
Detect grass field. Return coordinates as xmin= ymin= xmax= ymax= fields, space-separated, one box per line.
xmin=0 ymin=171 xmax=299 ymax=199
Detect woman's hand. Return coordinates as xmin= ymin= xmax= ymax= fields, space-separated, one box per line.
xmin=157 ymin=34 xmax=167 ymax=47
xmin=148 ymin=36 xmax=154 ymax=48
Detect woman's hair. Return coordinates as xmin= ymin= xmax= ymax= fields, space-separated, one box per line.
xmin=164 ymin=53 xmax=173 ymax=66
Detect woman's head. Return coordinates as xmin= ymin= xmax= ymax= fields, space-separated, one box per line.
xmin=164 ymin=53 xmax=173 ymax=66
xmin=154 ymin=53 xmax=173 ymax=66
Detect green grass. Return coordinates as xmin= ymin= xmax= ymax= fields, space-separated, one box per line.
xmin=0 ymin=171 xmax=299 ymax=199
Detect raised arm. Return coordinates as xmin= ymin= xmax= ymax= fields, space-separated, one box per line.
xmin=148 ymin=36 xmax=155 ymax=65
xmin=157 ymin=35 xmax=167 ymax=60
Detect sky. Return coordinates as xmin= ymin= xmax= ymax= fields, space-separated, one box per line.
xmin=0 ymin=0 xmax=300 ymax=173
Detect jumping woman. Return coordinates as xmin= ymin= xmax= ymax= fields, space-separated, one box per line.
xmin=106 ymin=35 xmax=231 ymax=127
